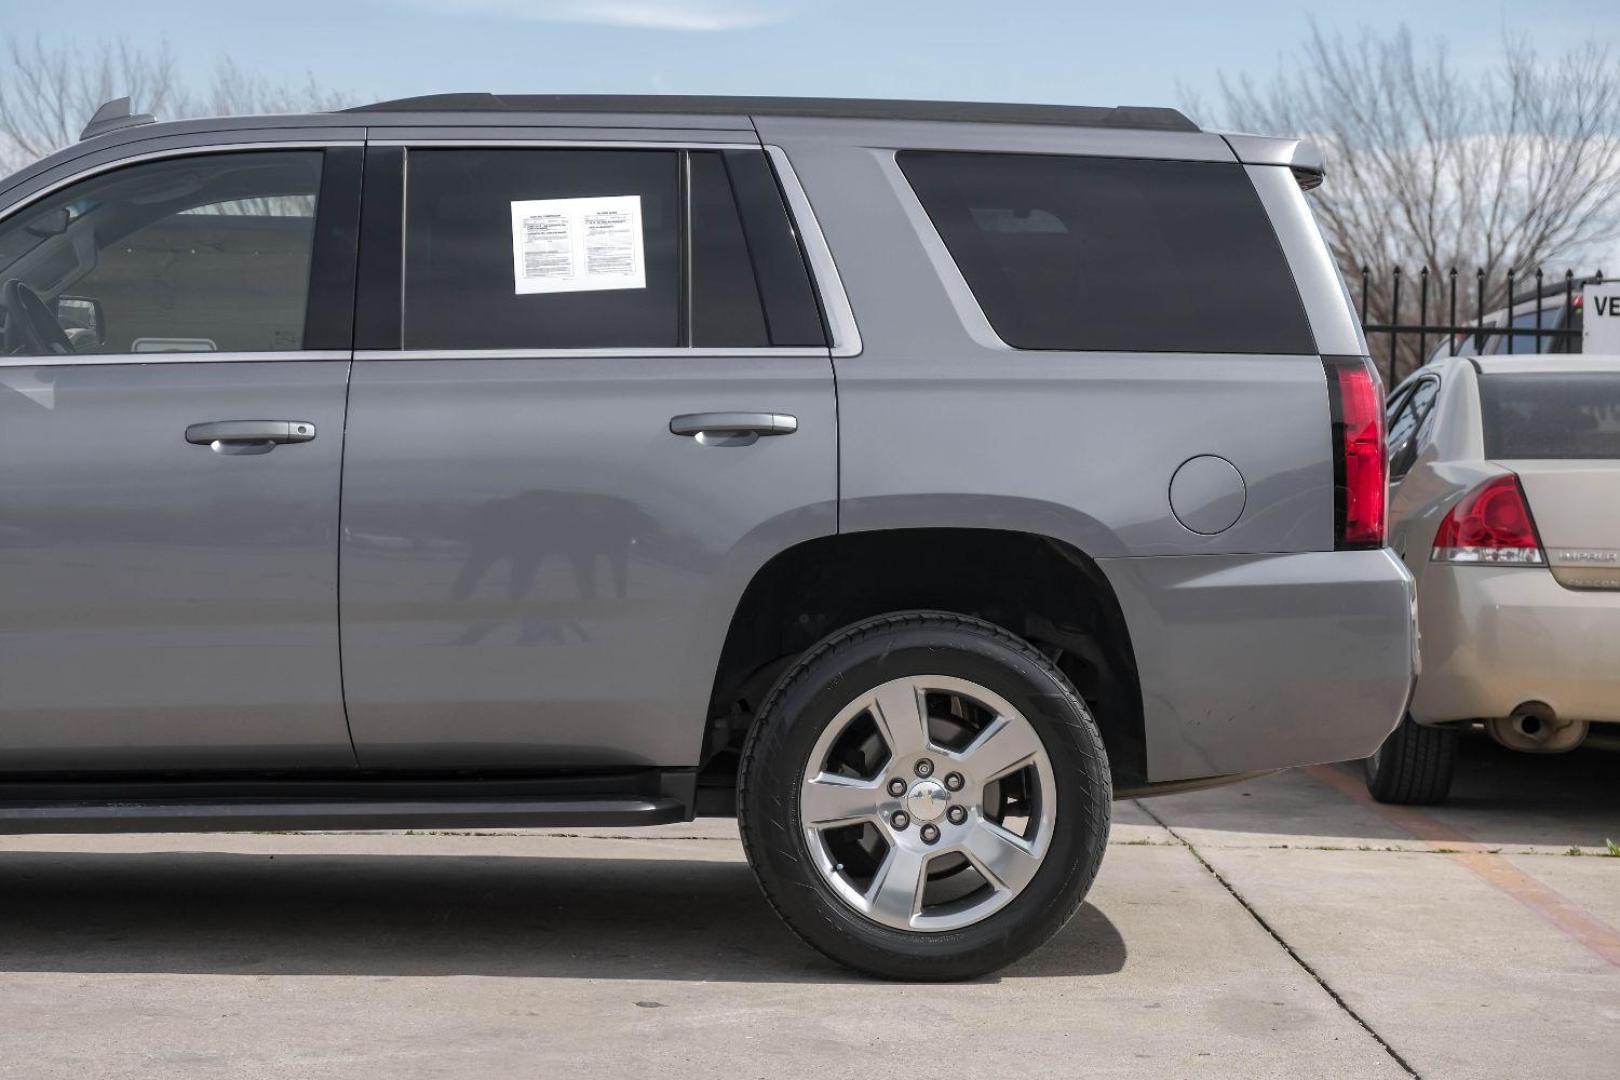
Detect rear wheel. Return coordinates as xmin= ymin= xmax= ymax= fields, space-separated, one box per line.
xmin=737 ymin=611 xmax=1111 ymax=980
xmin=1364 ymin=715 xmax=1459 ymax=805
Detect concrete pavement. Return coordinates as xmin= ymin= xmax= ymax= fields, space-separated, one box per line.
xmin=0 ymin=734 xmax=1615 ymax=1078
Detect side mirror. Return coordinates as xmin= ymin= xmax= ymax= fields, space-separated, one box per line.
xmin=55 ymin=295 xmax=105 ymax=349
xmin=1388 ymin=433 xmax=1418 ymax=481
xmin=24 ymin=207 xmax=71 ymax=238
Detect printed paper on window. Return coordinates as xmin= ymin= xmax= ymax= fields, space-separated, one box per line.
xmin=510 ymin=195 xmax=646 ymax=295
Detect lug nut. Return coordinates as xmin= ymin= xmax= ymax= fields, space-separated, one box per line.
xmin=943 ymin=772 xmax=964 ymax=792
xmin=947 ymin=805 xmax=967 ymax=825
xmin=887 ymin=778 xmax=907 ymax=797
xmin=914 ymin=759 xmax=934 ymax=778
xmin=891 ymin=811 xmax=910 ymax=830
xmin=920 ymin=824 xmax=940 ymax=844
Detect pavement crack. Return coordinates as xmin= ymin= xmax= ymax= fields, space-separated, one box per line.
xmin=1134 ymin=799 xmax=1423 ymax=1080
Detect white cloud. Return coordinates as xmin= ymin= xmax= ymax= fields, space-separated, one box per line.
xmin=395 ymin=0 xmax=792 ymax=31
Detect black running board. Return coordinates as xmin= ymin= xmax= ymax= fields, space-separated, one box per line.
xmin=0 ymin=795 xmax=687 ymax=834
xmin=0 ymin=770 xmax=696 ymax=834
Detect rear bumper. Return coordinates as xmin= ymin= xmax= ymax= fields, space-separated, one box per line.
xmin=1098 ymin=549 xmax=1417 ymax=782
xmin=1411 ymin=564 xmax=1620 ymax=724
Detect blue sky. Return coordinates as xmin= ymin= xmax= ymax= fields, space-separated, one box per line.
xmin=0 ymin=0 xmax=1605 ymax=117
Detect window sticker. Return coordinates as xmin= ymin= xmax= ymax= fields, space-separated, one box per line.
xmin=510 ymin=195 xmax=646 ymax=295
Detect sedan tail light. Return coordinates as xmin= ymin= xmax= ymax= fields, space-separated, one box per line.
xmin=1431 ymin=474 xmax=1545 ymax=565
xmin=1324 ymin=356 xmax=1387 ymax=549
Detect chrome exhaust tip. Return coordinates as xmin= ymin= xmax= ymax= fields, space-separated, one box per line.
xmin=1488 ymin=702 xmax=1587 ymax=754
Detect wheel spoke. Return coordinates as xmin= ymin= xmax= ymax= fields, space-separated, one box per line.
xmin=799 ymin=672 xmax=1057 ymax=933
xmin=959 ymin=819 xmax=1043 ymax=894
xmin=869 ymin=680 xmax=931 ymax=760
xmin=866 ymin=843 xmax=931 ymax=925
xmin=800 ymin=773 xmax=884 ymax=828
xmin=960 ymin=714 xmax=1043 ymax=783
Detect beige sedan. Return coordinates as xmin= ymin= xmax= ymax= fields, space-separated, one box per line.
xmin=1366 ymin=355 xmax=1620 ymax=803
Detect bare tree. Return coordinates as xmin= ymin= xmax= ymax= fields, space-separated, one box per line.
xmin=201 ymin=57 xmax=352 ymax=119
xmin=0 ymin=37 xmax=352 ymax=174
xmin=1203 ymin=25 xmax=1620 ymax=378
xmin=0 ymin=38 xmax=187 ymax=169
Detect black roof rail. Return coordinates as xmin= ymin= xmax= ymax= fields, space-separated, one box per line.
xmin=343 ymin=94 xmax=1201 ymax=133
xmin=80 ymin=97 xmax=156 ymax=142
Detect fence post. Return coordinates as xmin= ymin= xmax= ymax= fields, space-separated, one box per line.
xmin=1389 ymin=265 xmax=1402 ymax=380
xmin=1417 ymin=267 xmax=1430 ymax=367
xmin=1505 ymin=267 xmax=1517 ymax=355
xmin=1448 ymin=268 xmax=1458 ymax=357
xmin=1534 ymin=268 xmax=1544 ymax=353
xmin=1565 ymin=270 xmax=1576 ymax=352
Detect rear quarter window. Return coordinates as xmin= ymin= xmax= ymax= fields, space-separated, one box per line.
xmin=1479 ymin=373 xmax=1620 ymax=459
xmin=898 ymin=151 xmax=1314 ymax=354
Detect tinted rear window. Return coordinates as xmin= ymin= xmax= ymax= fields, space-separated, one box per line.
xmin=1489 ymin=307 xmax=1570 ymax=355
xmin=405 ymin=148 xmax=682 ymax=350
xmin=689 ymin=151 xmax=769 ymax=347
xmin=1479 ymin=373 xmax=1620 ymax=459
xmin=898 ymin=151 xmax=1314 ymax=354
xmin=400 ymin=147 xmax=821 ymax=351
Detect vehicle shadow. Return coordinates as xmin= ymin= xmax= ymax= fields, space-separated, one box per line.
xmin=1149 ymin=732 xmax=1620 ymax=850
xmin=0 ymin=850 xmax=1127 ymax=983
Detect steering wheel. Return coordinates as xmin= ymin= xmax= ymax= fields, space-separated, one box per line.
xmin=1 ymin=278 xmax=74 ymax=356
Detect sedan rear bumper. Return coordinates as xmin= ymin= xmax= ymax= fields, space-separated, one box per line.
xmin=1099 ymin=549 xmax=1418 ymax=782
xmin=1411 ymin=564 xmax=1620 ymax=725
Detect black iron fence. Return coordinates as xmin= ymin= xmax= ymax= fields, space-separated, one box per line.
xmin=1356 ymin=266 xmax=1604 ymax=383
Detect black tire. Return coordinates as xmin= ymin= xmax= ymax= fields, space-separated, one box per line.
xmin=1364 ymin=715 xmax=1459 ymax=805
xmin=736 ymin=611 xmax=1112 ymax=981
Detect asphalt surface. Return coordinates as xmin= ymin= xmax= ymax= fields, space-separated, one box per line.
xmin=1 ymin=734 xmax=1616 ymax=1079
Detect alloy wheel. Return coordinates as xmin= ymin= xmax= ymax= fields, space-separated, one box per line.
xmin=797 ymin=675 xmax=1057 ymax=932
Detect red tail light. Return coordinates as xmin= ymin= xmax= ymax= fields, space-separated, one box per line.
xmin=1325 ymin=356 xmax=1387 ymax=549
xmin=1431 ymin=474 xmax=1545 ymax=565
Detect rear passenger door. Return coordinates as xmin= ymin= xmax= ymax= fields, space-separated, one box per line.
xmin=339 ymin=139 xmax=837 ymax=769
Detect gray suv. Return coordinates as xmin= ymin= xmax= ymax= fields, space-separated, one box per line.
xmin=0 ymin=94 xmax=1416 ymax=978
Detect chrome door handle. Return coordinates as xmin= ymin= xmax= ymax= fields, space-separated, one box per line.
xmin=669 ymin=412 xmax=797 ymax=446
xmin=186 ymin=420 xmax=316 ymax=456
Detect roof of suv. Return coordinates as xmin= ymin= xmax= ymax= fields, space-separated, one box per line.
xmin=345 ymin=94 xmax=1202 ymax=133
xmin=5 ymin=96 xmax=1331 ymax=211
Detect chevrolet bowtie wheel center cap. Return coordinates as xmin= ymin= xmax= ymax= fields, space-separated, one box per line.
xmin=904 ymin=779 xmax=951 ymax=822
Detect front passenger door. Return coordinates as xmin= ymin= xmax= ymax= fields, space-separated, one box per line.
xmin=0 ymin=146 xmax=362 ymax=771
